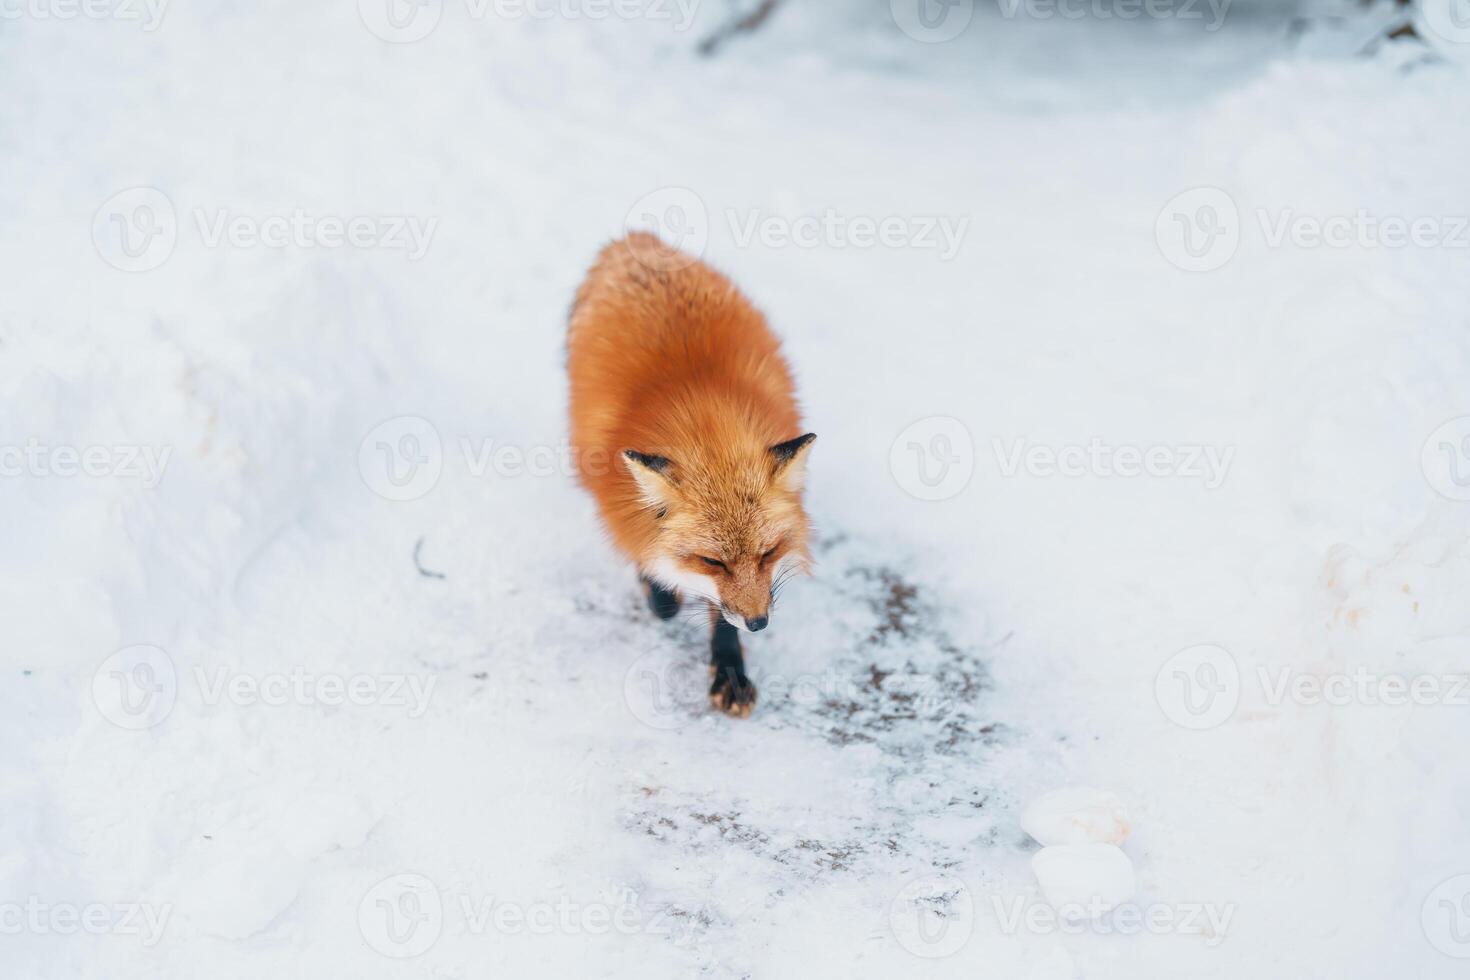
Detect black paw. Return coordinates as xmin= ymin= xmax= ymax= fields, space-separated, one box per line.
xmin=643 ymin=577 xmax=681 ymax=620
xmin=709 ymin=666 xmax=757 ymax=718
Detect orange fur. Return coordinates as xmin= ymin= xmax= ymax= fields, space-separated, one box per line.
xmin=567 ymin=233 xmax=814 ymax=627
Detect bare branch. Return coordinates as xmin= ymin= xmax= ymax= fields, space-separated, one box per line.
xmin=698 ymin=0 xmax=786 ymax=57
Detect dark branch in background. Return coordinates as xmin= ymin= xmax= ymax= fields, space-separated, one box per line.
xmin=1359 ymin=5 xmax=1433 ymax=62
xmin=1368 ymin=0 xmax=1421 ymax=46
xmin=1284 ymin=0 xmax=1437 ymax=65
xmin=699 ymin=0 xmax=786 ymax=56
xmin=413 ymin=536 xmax=447 ymax=580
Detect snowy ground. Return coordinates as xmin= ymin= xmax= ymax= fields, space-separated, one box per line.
xmin=3 ymin=1 xmax=1470 ymax=976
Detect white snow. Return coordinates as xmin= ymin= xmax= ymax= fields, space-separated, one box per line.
xmin=1022 ymin=787 xmax=1132 ymax=847
xmin=1031 ymin=843 xmax=1138 ymax=915
xmin=3 ymin=1 xmax=1470 ymax=978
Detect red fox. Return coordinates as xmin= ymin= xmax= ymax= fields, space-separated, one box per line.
xmin=567 ymin=233 xmax=816 ymax=718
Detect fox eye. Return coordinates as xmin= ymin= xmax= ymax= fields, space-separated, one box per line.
xmin=698 ymin=556 xmax=727 ymax=571
xmin=760 ymin=544 xmax=782 ymax=564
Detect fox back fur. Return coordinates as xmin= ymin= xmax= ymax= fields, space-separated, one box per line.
xmin=567 ymin=233 xmax=815 ymax=636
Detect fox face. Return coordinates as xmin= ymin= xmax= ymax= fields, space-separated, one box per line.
xmin=624 ymin=433 xmax=816 ymax=632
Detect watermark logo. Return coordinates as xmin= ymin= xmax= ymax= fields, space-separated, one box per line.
xmin=92 ymin=645 xmax=178 ymax=730
xmin=0 ymin=439 xmax=172 ymax=487
xmin=1423 ymin=874 xmax=1470 ymax=958
xmin=1421 ymin=0 xmax=1470 ymax=47
xmin=1258 ymin=667 xmax=1469 ymax=708
xmin=1154 ymin=644 xmax=1239 ymax=730
xmin=889 ymin=416 xmax=975 ymax=501
xmin=0 ymin=898 xmax=172 ymax=946
xmin=891 ymin=0 xmax=974 ymax=42
xmin=1155 ymin=187 xmax=1239 ymax=272
xmin=623 ymin=651 xmax=707 ymax=730
xmin=457 ymin=888 xmax=679 ymax=938
xmin=988 ymin=895 xmax=1234 ymax=944
xmin=992 ymin=437 xmax=1234 ymax=488
xmin=889 ymin=771 xmax=950 ymax=811
xmin=460 ymin=438 xmax=610 ymax=479
xmin=358 ymin=0 xmax=442 ymax=42
xmin=993 ymin=0 xmax=1230 ymax=29
xmin=622 ymin=189 xmax=971 ymax=267
xmin=486 ymin=0 xmax=700 ymax=28
xmin=1257 ymin=210 xmax=1469 ymax=251
xmin=93 ymin=188 xmax=438 ymax=270
xmin=1159 ymin=653 xmax=1468 ymax=725
xmin=193 ymin=209 xmax=437 ymax=259
xmin=1158 ymin=189 xmax=1470 ymax=271
xmin=356 ymin=425 xmax=637 ymax=500
xmin=889 ymin=875 xmax=973 ymax=957
xmin=359 ymin=0 xmax=700 ymax=40
xmin=193 ymin=666 xmax=436 ymax=717
xmin=623 ymin=187 xmax=709 ymax=271
xmin=1422 ymin=416 xmax=1470 ymax=502
xmin=362 ymin=879 xmax=684 ymax=948
xmin=93 ymin=187 xmax=177 ymax=273
xmin=0 ymin=0 xmax=169 ymax=31
xmin=92 ymin=647 xmax=436 ymax=728
xmin=359 ymin=873 xmax=443 ymax=958
xmin=727 ymin=209 xmax=969 ymax=260
xmin=358 ymin=416 xmax=444 ymax=501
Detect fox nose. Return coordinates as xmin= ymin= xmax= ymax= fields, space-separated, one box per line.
xmin=746 ymin=616 xmax=768 ymax=632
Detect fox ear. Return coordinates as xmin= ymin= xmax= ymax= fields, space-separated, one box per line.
xmin=769 ymin=433 xmax=816 ymax=492
xmin=622 ymin=449 xmax=675 ymax=509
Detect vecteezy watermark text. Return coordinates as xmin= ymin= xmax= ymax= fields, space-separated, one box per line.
xmin=358 ymin=415 xmax=639 ymax=501
xmin=1157 ymin=187 xmax=1470 ymax=272
xmin=357 ymin=0 xmax=701 ymax=43
xmin=994 ymin=0 xmax=1230 ymax=30
xmin=194 ymin=666 xmax=436 ymax=718
xmin=623 ymin=188 xmax=971 ymax=265
xmin=92 ymin=645 xmax=438 ymax=729
xmin=887 ymin=421 xmax=1236 ymax=501
xmin=726 ymin=209 xmax=970 ymax=261
xmin=1257 ymin=667 xmax=1470 ymax=708
xmin=358 ymin=874 xmax=685 ymax=958
xmin=1155 ymin=644 xmax=1470 ymax=730
xmin=887 ymin=875 xmax=1235 ymax=958
xmin=991 ymin=437 xmax=1234 ymax=488
xmin=889 ymin=0 xmax=1229 ymax=43
xmin=193 ymin=209 xmax=436 ymax=260
xmin=93 ymin=187 xmax=438 ymax=272
xmin=989 ymin=895 xmax=1235 ymax=945
xmin=0 ymin=898 xmax=171 ymax=946
xmin=0 ymin=440 xmax=171 ymax=487
xmin=0 ymin=0 xmax=167 ymax=30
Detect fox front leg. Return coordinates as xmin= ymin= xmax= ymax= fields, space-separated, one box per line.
xmin=640 ymin=575 xmax=681 ymax=621
xmin=708 ymin=605 xmax=757 ymax=718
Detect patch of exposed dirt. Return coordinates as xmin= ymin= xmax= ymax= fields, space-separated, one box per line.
xmin=620 ymin=536 xmax=1015 ymax=886
xmin=766 ymin=553 xmax=1002 ymax=758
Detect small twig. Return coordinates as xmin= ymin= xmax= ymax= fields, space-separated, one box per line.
xmin=698 ymin=0 xmax=785 ymax=57
xmin=413 ymin=536 xmax=447 ymax=580
xmin=1358 ymin=15 xmax=1438 ymax=60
